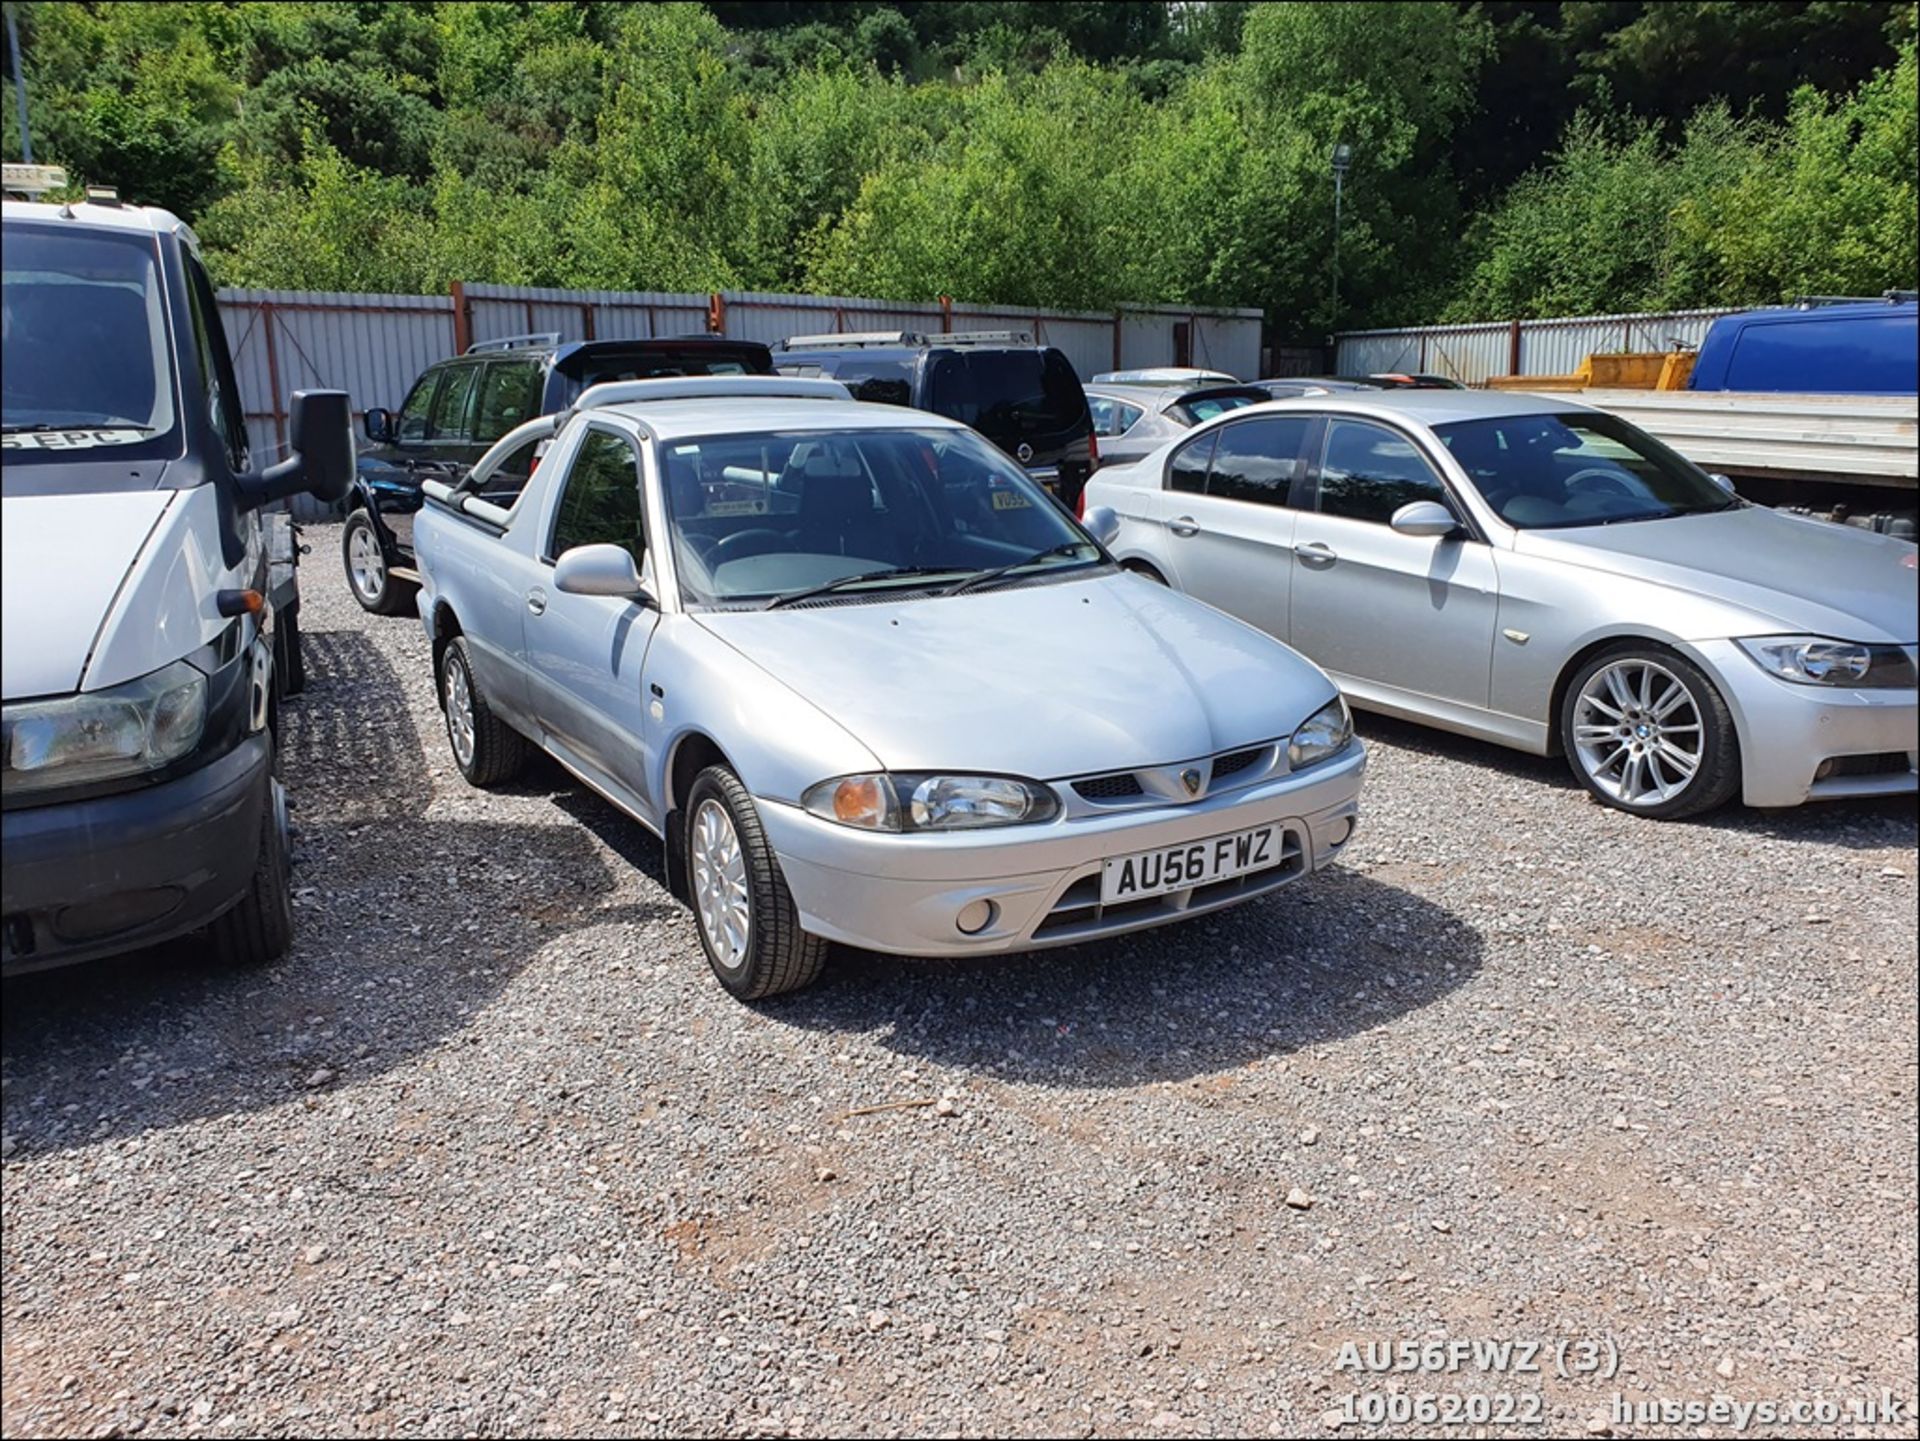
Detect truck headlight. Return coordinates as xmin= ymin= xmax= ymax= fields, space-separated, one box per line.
xmin=1736 ymin=635 xmax=1916 ymax=688
xmin=802 ymin=773 xmax=1059 ymax=831
xmin=1287 ymin=696 xmax=1353 ymax=770
xmin=2 ymin=660 xmax=207 ymax=796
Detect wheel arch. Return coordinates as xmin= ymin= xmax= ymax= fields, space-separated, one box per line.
xmin=429 ymin=601 xmax=463 ymax=703
xmin=663 ymin=730 xmax=738 ymax=902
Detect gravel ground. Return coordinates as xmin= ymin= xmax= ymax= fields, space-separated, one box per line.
xmin=3 ymin=523 xmax=1915 ymax=1439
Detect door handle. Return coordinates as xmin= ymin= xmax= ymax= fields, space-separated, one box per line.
xmin=526 ymin=587 xmax=547 ymax=616
xmin=1168 ymin=516 xmax=1201 ymax=538
xmin=1293 ymin=541 xmax=1338 ymax=566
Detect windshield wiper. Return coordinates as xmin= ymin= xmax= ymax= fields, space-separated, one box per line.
xmin=940 ymin=542 xmax=1098 ymax=597
xmin=763 ymin=566 xmax=966 ymax=610
xmin=2 ymin=421 xmax=157 ymax=434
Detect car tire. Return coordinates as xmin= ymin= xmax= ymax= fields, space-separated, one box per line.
xmin=206 ymin=769 xmax=295 ymax=966
xmin=684 ymin=765 xmax=827 ymax=1000
xmin=441 ymin=636 xmax=527 ymax=787
xmin=342 ymin=510 xmax=413 ymax=616
xmin=1559 ymin=643 xmax=1741 ymax=820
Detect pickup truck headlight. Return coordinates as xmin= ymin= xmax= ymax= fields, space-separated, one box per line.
xmin=2 ymin=660 xmax=207 ymax=797
xmin=1287 ymin=696 xmax=1353 ymax=770
xmin=1736 ymin=635 xmax=1916 ymax=688
xmin=803 ymin=773 xmax=1060 ymax=831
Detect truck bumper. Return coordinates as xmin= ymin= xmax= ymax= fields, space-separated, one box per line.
xmin=1 ymin=735 xmax=272 ymax=974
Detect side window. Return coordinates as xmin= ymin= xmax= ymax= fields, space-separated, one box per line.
xmin=470 ymin=435 xmax=544 ymax=507
xmin=1088 ymin=396 xmax=1119 ymax=435
xmin=1206 ymin=416 xmax=1311 ymax=507
xmin=1167 ymin=430 xmax=1216 ymax=494
xmin=1115 ymin=403 xmax=1145 ymax=433
xmin=181 ymin=253 xmax=248 ymax=471
xmin=548 ymin=429 xmax=644 ymax=564
xmin=474 ymin=361 xmax=542 ymax=444
xmin=833 ymin=358 xmax=914 ymax=406
xmin=1318 ymin=420 xmax=1453 ymax=524
xmin=397 ymin=372 xmax=439 ymax=442
xmin=427 ymin=363 xmax=480 ymax=442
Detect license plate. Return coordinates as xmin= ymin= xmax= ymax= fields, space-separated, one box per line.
xmin=1101 ymin=824 xmax=1281 ymax=904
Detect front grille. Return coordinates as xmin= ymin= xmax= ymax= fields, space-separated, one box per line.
xmin=1824 ymin=752 xmax=1913 ymax=778
xmin=1211 ymin=747 xmax=1264 ymax=780
xmin=1074 ymin=773 xmax=1145 ymax=801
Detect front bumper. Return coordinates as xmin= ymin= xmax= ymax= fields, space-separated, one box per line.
xmin=1 ymin=734 xmax=272 ymax=974
xmin=758 ymin=742 xmax=1365 ymax=956
xmin=1692 ymin=640 xmax=1919 ymax=807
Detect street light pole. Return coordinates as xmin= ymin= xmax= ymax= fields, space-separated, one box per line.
xmin=1329 ymin=141 xmax=1352 ymax=335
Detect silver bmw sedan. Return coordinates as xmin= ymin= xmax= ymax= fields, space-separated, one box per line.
xmin=1085 ymin=389 xmax=1917 ymax=820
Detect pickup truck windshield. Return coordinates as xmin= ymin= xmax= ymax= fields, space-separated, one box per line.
xmin=662 ymin=426 xmax=1101 ymax=607
xmin=2 ymin=224 xmax=179 ymax=471
xmin=1433 ymin=411 xmax=1737 ymax=529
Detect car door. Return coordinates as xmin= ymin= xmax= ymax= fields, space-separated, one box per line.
xmin=522 ymin=423 xmax=661 ymax=815
xmin=1151 ymin=414 xmax=1315 ymax=641
xmin=1287 ymin=416 xmax=1499 ymax=711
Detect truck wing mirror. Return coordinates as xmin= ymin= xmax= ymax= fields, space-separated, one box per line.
xmin=238 ymin=390 xmax=355 ymax=510
xmin=363 ymin=407 xmax=394 ymax=444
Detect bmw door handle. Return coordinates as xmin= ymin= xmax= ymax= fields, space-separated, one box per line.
xmin=526 ymin=587 xmax=547 ymax=616
xmin=1168 ymin=516 xmax=1201 ymax=538
xmin=1293 ymin=541 xmax=1338 ymax=567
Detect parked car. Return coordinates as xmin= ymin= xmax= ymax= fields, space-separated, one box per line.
xmin=346 ymin=333 xmax=774 ymax=614
xmin=772 ymin=331 xmax=1096 ymax=512
xmin=1086 ymin=381 xmax=1272 ymax=469
xmin=1092 ymin=366 xmax=1239 ymax=387
xmin=412 ymin=377 xmax=1364 ymax=998
xmin=1085 ymin=388 xmax=1916 ymax=819
xmin=1688 ymin=294 xmax=1918 ymax=395
xmin=2 ymin=196 xmax=353 ymax=973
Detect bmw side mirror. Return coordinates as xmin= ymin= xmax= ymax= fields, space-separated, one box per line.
xmin=554 ymin=543 xmax=650 ymax=601
xmin=1709 ymin=472 xmax=1737 ymax=495
xmin=1081 ymin=504 xmax=1122 ymax=548
xmin=363 ymin=407 xmax=394 ymax=444
xmin=1389 ymin=500 xmax=1460 ymax=539
xmin=237 ymin=390 xmax=355 ymax=510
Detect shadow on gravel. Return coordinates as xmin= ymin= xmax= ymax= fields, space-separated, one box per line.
xmin=1359 ymin=711 xmax=1917 ymax=852
xmin=770 ymin=866 xmax=1482 ymax=1088
xmin=1 ymin=630 xmax=673 ymax=1160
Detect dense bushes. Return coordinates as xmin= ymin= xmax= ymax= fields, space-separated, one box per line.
xmin=4 ymin=1 xmax=1914 ymax=332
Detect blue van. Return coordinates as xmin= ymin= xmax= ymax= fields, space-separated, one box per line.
xmin=1689 ymin=296 xmax=1917 ymax=394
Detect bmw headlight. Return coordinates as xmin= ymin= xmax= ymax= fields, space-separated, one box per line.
xmin=802 ymin=773 xmax=1060 ymax=831
xmin=1736 ymin=635 xmax=1916 ymax=688
xmin=1287 ymin=696 xmax=1353 ymax=770
xmin=2 ymin=660 xmax=208 ymax=797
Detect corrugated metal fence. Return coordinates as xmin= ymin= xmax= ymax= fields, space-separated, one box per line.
xmin=216 ymin=282 xmax=1261 ymax=516
xmin=1333 ymin=307 xmax=1741 ymax=386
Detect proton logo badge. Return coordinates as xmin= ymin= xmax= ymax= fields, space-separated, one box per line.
xmin=1016 ymin=442 xmax=1034 ymax=464
xmin=1181 ymin=767 xmax=1203 ymax=796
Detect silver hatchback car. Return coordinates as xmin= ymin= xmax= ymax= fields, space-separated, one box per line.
xmin=1085 ymin=389 xmax=1917 ymax=819
xmin=414 ymin=380 xmax=1365 ymax=998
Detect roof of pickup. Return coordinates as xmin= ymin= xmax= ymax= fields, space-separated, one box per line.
xmin=575 ymin=377 xmax=971 ymax=443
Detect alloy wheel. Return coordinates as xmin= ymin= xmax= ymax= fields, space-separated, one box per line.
xmin=1571 ymin=658 xmax=1704 ymax=808
xmin=348 ymin=525 xmax=385 ymax=603
xmin=691 ymin=798 xmax=751 ymax=970
xmin=444 ymin=658 xmax=476 ymax=769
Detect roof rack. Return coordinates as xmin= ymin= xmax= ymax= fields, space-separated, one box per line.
xmin=571 ymin=376 xmax=853 ymax=411
xmin=925 ymin=329 xmax=1034 ymax=347
xmin=466 ymin=331 xmax=562 ymax=355
xmin=1790 ymin=292 xmax=1918 ymax=309
xmin=779 ymin=330 xmax=926 ymax=351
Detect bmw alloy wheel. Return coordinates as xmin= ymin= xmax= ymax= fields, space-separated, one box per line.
xmin=691 ymin=797 xmax=751 ymax=970
xmin=444 ymin=656 xmax=476 ymax=769
xmin=1571 ymin=658 xmax=1704 ymax=808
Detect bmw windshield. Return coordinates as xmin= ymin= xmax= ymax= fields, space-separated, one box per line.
xmin=660 ymin=427 xmax=1104 ymax=607
xmin=1434 ymin=411 xmax=1739 ymax=529
xmin=2 ymin=222 xmax=180 ymax=475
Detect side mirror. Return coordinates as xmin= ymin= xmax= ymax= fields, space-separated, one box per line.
xmin=237 ymin=390 xmax=355 ymax=510
xmin=1709 ymin=472 xmax=1737 ymax=495
xmin=1081 ymin=504 xmax=1122 ymax=548
xmin=1389 ymin=500 xmax=1460 ymax=539
xmin=554 ymin=543 xmax=649 ymax=600
xmin=363 ymin=407 xmax=394 ymax=444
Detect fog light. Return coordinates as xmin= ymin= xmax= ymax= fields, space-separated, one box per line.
xmin=1326 ymin=816 xmax=1354 ymax=847
xmin=1814 ymin=759 xmax=1834 ymax=781
xmin=955 ymin=899 xmax=996 ymax=935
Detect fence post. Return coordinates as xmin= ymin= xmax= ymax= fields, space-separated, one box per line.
xmin=449 ymin=280 xmax=472 ymax=355
xmin=580 ymin=301 xmax=595 ymax=340
xmin=260 ymin=300 xmax=287 ymax=454
xmin=1507 ymin=319 xmax=1522 ymax=376
xmin=708 ymin=293 xmax=726 ymax=335
xmin=1112 ymin=310 xmax=1124 ymax=371
xmin=939 ymin=295 xmax=953 ymax=332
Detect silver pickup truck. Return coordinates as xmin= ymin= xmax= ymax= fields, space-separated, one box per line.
xmin=411 ymin=377 xmax=1364 ymax=1000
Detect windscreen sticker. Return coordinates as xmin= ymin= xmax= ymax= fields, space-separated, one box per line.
xmin=2 ymin=429 xmax=147 ymax=451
